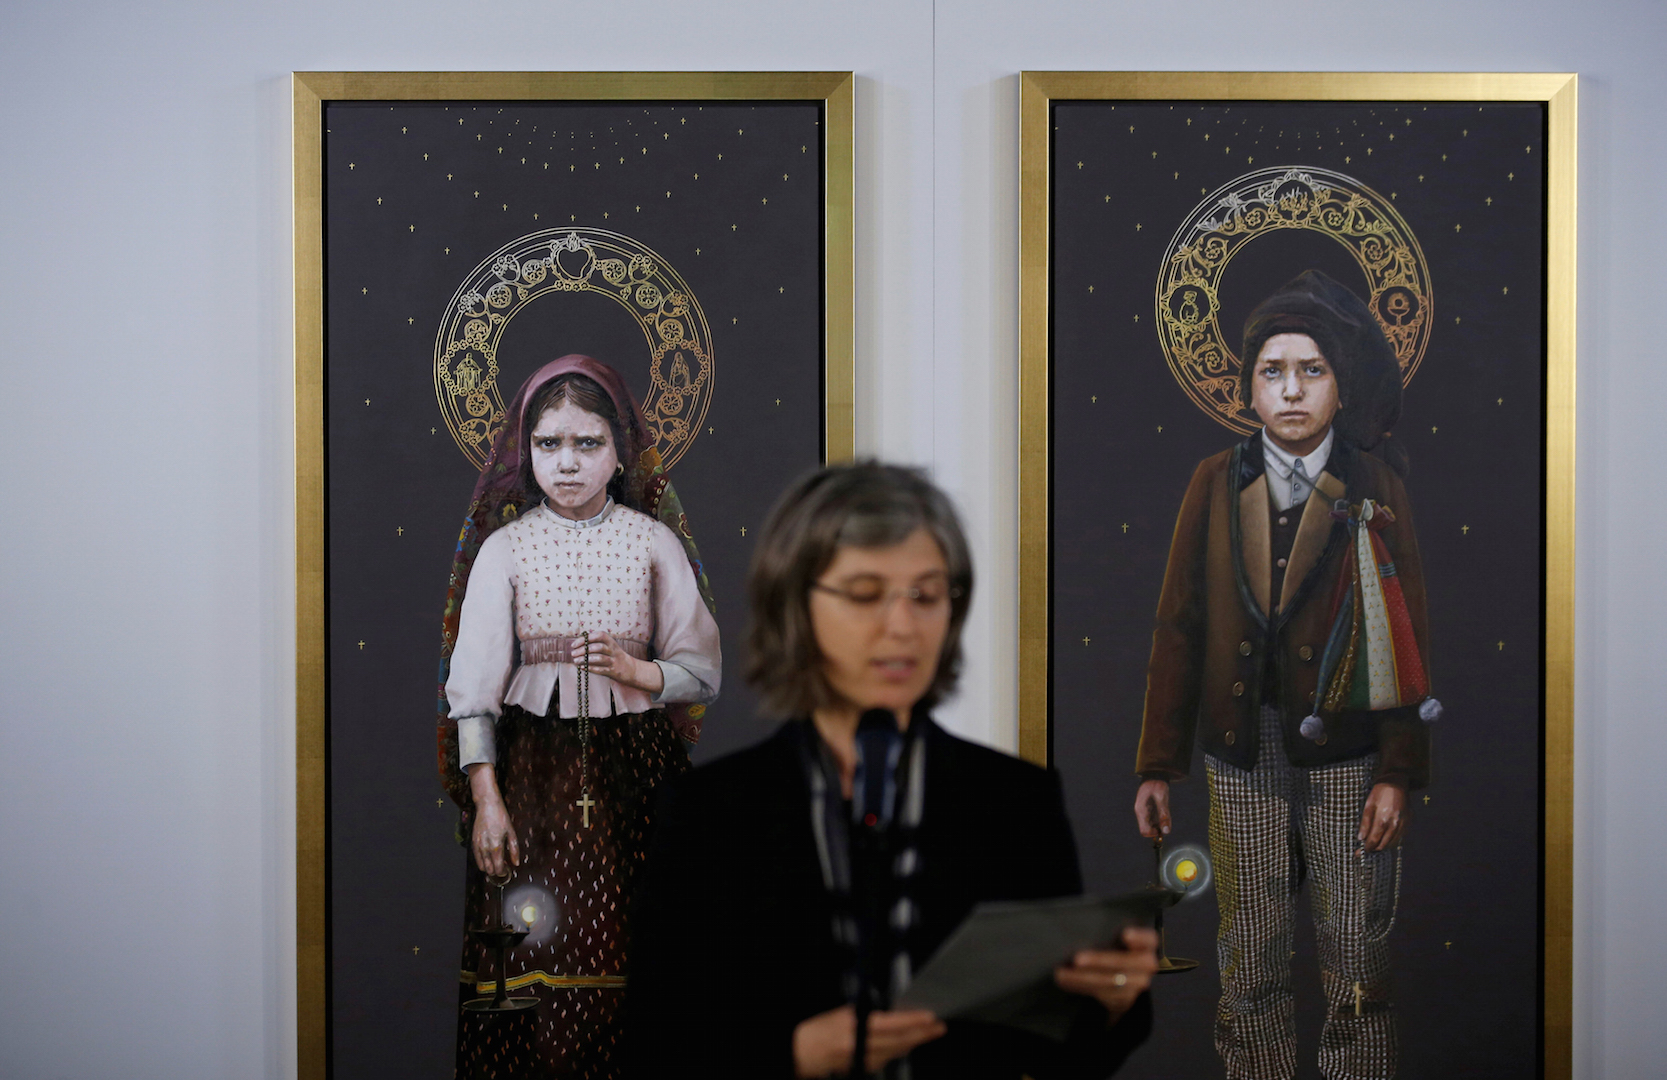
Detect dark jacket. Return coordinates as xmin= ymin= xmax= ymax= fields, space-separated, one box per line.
xmin=626 ymin=716 xmax=1153 ymax=1078
xmin=1135 ymin=432 xmax=1433 ymax=789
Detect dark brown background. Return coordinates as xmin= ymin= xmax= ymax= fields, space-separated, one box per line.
xmin=323 ymin=99 xmax=825 ymax=1077
xmin=1050 ymin=101 xmax=1548 ymax=1078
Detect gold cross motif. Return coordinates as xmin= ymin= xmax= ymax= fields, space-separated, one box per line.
xmin=1423 ymin=795 xmax=1431 ymax=805
xmin=348 ymin=163 xmax=355 ymax=170
xmin=1121 ymin=523 xmax=1129 ymax=533
xmin=365 ymin=398 xmax=370 ymax=406
xmin=775 ymin=399 xmax=781 ymax=406
xmin=412 ymin=946 xmax=420 ymax=955
xmin=740 ymin=526 xmax=747 ymax=537
xmin=1461 ymin=525 xmax=1469 ymax=535
xmin=1082 ymin=636 xmax=1090 ymax=647
xmin=1156 ymin=425 xmax=1163 ymax=433
xmin=575 ymin=793 xmax=596 ymax=828
xmin=1498 ymin=642 xmax=1505 ymax=651
xmin=358 ymin=640 xmax=366 ymax=649
xmin=437 ymin=798 xmax=444 ymax=807
xmin=1091 ymin=395 xmax=1097 ymax=403
xmin=397 ymin=527 xmax=404 ymax=536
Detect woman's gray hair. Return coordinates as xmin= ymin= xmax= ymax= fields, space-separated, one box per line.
xmin=744 ymin=461 xmax=975 ymax=718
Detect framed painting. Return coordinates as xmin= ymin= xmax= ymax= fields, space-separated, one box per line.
xmin=1019 ymin=73 xmax=1574 ymax=1079
xmin=293 ymin=70 xmax=853 ymax=1078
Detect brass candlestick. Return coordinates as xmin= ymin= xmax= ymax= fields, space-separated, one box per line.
xmin=1152 ymin=837 xmax=1199 ymax=975
xmin=462 ymin=872 xmax=540 ymax=1013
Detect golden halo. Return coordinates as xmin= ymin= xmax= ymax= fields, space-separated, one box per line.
xmin=1154 ymin=167 xmax=1432 ymax=435
xmin=433 ymin=228 xmax=715 ymax=470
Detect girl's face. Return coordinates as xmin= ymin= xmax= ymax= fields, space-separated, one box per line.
xmin=528 ymin=399 xmax=619 ymax=520
xmin=808 ymin=526 xmax=953 ymax=725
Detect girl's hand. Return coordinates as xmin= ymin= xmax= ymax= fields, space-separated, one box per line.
xmin=576 ymin=630 xmax=664 ymax=694
xmin=468 ymin=764 xmax=520 ymax=876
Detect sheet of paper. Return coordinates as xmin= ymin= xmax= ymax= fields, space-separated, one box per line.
xmin=896 ymin=891 xmax=1174 ymax=1041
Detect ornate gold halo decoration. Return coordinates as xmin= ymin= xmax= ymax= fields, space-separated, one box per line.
xmin=434 ymin=228 xmax=714 ymax=470
xmin=1154 ymin=167 xmax=1432 ymax=435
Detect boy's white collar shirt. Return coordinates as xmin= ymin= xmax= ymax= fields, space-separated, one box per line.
xmin=1262 ymin=426 xmax=1335 ymax=512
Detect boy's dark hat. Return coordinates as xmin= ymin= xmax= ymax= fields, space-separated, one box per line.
xmin=1240 ymin=269 xmax=1402 ymax=450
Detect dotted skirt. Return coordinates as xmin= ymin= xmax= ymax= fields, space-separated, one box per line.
xmin=455 ymin=705 xmax=688 ymax=1080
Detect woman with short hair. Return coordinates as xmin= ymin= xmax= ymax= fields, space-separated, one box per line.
xmin=627 ymin=462 xmax=1156 ymax=1078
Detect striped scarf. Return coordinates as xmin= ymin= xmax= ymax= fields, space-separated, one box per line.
xmin=1299 ymin=499 xmax=1440 ymax=741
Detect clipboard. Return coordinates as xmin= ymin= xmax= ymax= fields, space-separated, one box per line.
xmin=895 ymin=891 xmax=1175 ymax=1041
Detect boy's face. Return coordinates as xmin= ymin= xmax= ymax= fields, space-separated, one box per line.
xmin=1251 ymin=333 xmax=1340 ymax=454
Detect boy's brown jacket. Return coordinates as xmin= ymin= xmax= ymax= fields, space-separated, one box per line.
xmin=1134 ymin=431 xmax=1433 ymax=789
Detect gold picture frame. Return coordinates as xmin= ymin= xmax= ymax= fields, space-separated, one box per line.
xmin=1018 ymin=72 xmax=1574 ymax=1077
xmin=293 ymin=70 xmax=853 ymax=1078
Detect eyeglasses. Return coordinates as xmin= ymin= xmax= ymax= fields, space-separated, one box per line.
xmin=810 ymin=578 xmax=961 ymax=618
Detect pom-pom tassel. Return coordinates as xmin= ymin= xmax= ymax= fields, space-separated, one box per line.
xmin=1299 ymin=714 xmax=1327 ymax=741
xmin=1419 ymin=697 xmax=1443 ymax=724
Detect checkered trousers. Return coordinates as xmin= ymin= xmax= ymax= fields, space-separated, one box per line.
xmin=1205 ymin=707 xmax=1403 ymax=1080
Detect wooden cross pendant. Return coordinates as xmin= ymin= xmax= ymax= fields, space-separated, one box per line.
xmin=575 ymin=792 xmax=597 ymax=828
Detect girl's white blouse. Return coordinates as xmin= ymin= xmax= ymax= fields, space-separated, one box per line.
xmin=446 ymin=500 xmax=721 ymax=768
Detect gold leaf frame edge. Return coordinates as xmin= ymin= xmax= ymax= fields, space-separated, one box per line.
xmin=1017 ymin=70 xmax=1575 ymax=1078
xmin=293 ymin=70 xmax=855 ymax=1080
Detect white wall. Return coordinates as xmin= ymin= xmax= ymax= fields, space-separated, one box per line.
xmin=0 ymin=0 xmax=1660 ymax=1075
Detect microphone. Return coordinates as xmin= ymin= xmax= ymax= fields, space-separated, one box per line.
xmin=852 ymin=709 xmax=904 ymax=831
xmin=848 ymin=709 xmax=904 ymax=1078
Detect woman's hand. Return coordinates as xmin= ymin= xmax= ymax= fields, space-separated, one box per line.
xmin=791 ymin=1005 xmax=946 ymax=1078
xmin=468 ymin=764 xmax=520 ymax=876
xmin=1134 ymin=778 xmax=1172 ymax=838
xmin=1358 ymin=782 xmax=1408 ymax=852
xmin=1054 ymin=926 xmax=1160 ymax=1022
xmin=577 ymin=630 xmax=664 ymax=695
